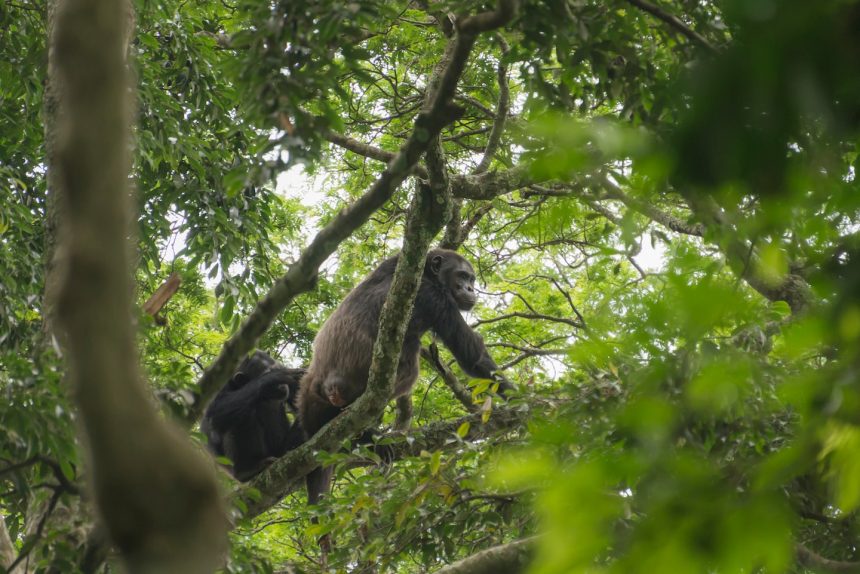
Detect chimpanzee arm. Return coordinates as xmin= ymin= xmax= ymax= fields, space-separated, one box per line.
xmin=205 ymin=371 xmax=290 ymax=430
xmin=434 ymin=310 xmax=500 ymax=380
xmin=433 ymin=308 xmax=516 ymax=396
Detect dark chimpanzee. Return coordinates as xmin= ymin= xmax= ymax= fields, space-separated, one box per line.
xmin=296 ymin=249 xmax=513 ymax=505
xmin=202 ymin=350 xmax=306 ymax=481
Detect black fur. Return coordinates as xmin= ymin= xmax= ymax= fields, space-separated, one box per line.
xmin=202 ymin=350 xmax=305 ymax=481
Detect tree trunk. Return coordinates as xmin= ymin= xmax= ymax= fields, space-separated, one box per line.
xmin=49 ymin=0 xmax=228 ymax=571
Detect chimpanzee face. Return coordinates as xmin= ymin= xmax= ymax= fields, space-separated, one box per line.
xmin=431 ymin=253 xmax=477 ymax=311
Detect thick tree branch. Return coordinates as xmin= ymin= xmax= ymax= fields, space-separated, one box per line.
xmin=624 ymin=0 xmax=718 ymax=54
xmin=458 ymin=0 xmax=518 ymax=35
xmin=237 ymin=404 xmax=530 ymax=514
xmin=797 ymin=544 xmax=860 ymax=573
xmin=454 ymin=163 xmax=535 ymax=199
xmin=431 ymin=536 xmax=538 ymax=574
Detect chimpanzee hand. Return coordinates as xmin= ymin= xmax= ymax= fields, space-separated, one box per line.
xmin=257 ymin=371 xmax=292 ymax=400
xmin=492 ymin=372 xmax=515 ymax=399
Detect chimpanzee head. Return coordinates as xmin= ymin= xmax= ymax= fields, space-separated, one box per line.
xmin=239 ymin=351 xmax=277 ymax=377
xmin=427 ymin=249 xmax=478 ymax=311
xmin=229 ymin=351 xmax=292 ymax=400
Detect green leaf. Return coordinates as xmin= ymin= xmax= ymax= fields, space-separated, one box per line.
xmin=429 ymin=451 xmax=442 ymax=476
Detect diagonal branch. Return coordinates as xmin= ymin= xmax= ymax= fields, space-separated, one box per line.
xmin=595 ymin=174 xmax=815 ymax=314
xmin=683 ymin=193 xmax=814 ymax=314
xmin=796 ymin=543 xmax=860 ymax=573
xmin=598 ymin=175 xmax=705 ymax=237
xmin=442 ymin=34 xmax=510 ymax=249
xmin=236 ymin=405 xmax=530 ymax=513
xmin=421 ymin=344 xmax=479 ymax=413
xmin=624 ymin=0 xmax=718 ymax=54
xmin=431 ymin=536 xmax=538 ymax=574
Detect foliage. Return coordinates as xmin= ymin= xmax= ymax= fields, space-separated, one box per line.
xmin=1 ymin=0 xmax=860 ymax=572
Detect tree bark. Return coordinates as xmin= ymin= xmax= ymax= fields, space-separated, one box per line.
xmin=432 ymin=536 xmax=537 ymax=574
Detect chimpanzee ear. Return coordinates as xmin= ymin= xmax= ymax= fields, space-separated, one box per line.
xmin=230 ymin=372 xmax=251 ymax=388
xmin=430 ymin=255 xmax=443 ymax=275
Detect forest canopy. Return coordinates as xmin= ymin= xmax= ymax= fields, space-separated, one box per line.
xmin=2 ymin=0 xmax=860 ymax=572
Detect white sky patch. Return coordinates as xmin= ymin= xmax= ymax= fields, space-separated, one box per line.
xmin=161 ymin=206 xmax=187 ymax=262
xmin=633 ymin=234 xmax=667 ymax=273
xmin=277 ymin=163 xmax=321 ymax=207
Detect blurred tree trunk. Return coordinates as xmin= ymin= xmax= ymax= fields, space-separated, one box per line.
xmin=46 ymin=0 xmax=229 ymax=571
xmin=2 ymin=1 xmax=102 ymax=573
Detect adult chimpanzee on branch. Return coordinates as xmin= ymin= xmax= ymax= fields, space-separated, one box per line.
xmin=202 ymin=351 xmax=305 ymax=481
xmin=296 ymin=248 xmax=513 ymax=505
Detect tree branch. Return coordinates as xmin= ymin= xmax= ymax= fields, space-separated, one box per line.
xmin=683 ymin=193 xmax=815 ymax=314
xmin=473 ymin=311 xmax=583 ymax=329
xmin=431 ymin=536 xmax=538 ymax=574
xmin=0 ymin=517 xmax=14 ymax=571
xmin=599 ymin=175 xmax=705 ymax=237
xmin=322 ymin=129 xmax=538 ymax=201
xmin=0 ymin=455 xmax=80 ymax=495
xmin=624 ymin=0 xmax=718 ymax=54
xmin=442 ymin=34 xmax=510 ymax=250
xmin=797 ymin=544 xmax=860 ymax=573
xmin=594 ymin=174 xmax=815 ymax=314
xmin=421 ymin=344 xmax=479 ymax=413
xmin=239 ymin=406 xmax=529 ymax=510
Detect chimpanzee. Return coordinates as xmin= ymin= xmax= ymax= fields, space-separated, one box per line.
xmin=296 ymin=249 xmax=513 ymax=504
xmin=202 ymin=350 xmax=306 ymax=481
